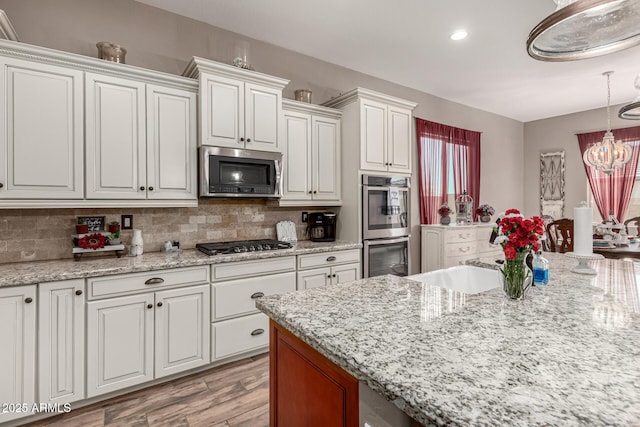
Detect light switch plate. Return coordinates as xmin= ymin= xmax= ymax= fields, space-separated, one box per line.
xmin=121 ymin=214 xmax=133 ymax=230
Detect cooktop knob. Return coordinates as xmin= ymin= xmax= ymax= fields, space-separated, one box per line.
xmin=256 ymin=244 xmax=263 ymax=250
xmin=233 ymin=247 xmax=241 ymax=253
xmin=249 ymin=245 xmax=256 ymax=251
xmin=263 ymin=244 xmax=271 ymax=250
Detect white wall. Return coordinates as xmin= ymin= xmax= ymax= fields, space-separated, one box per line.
xmin=0 ymin=0 xmax=525 ymax=273
xmin=523 ymin=103 xmax=633 ymax=220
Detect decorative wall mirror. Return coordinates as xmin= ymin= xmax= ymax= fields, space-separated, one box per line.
xmin=540 ymin=151 xmax=565 ymax=219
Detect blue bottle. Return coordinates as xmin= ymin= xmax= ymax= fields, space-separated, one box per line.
xmin=533 ymin=251 xmax=549 ymax=285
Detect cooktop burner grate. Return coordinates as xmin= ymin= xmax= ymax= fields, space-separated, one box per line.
xmin=196 ymin=239 xmax=293 ymax=256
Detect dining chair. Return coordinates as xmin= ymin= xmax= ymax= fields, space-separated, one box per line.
xmin=541 ymin=214 xmax=555 ymax=251
xmin=624 ymin=216 xmax=640 ymax=236
xmin=545 ymin=218 xmax=574 ymax=253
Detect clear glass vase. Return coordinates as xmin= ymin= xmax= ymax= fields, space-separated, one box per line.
xmin=500 ymin=252 xmax=532 ymax=300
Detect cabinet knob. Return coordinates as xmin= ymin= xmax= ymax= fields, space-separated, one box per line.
xmin=0 ymin=183 xmax=3 ymax=188
xmin=240 ymin=137 xmax=245 ymax=142
xmin=75 ymin=290 xmax=83 ymax=296
xmin=308 ymin=190 xmax=312 ymax=194
xmin=251 ymin=328 xmax=264 ymax=336
xmin=147 ymin=304 xmax=153 ymax=309
xmin=327 ymin=274 xmax=331 ymax=278
xmin=25 ymin=297 xmax=33 ymax=304
xmin=389 ymin=163 xmax=393 ymax=166
xmin=332 ymin=274 xmax=337 ymax=278
xmin=148 ymin=186 xmax=154 ymax=191
xmin=313 ymin=190 xmax=317 ymax=194
xmin=157 ymin=302 xmax=163 ymax=307
xmin=384 ymin=162 xmax=389 ymax=166
xmin=140 ymin=186 xmax=146 ymax=191
xmin=246 ymin=138 xmax=251 ymax=142
xmin=251 ymin=291 xmax=265 ymax=299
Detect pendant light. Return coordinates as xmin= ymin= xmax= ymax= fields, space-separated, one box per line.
xmin=583 ymin=71 xmax=632 ymax=174
xmin=527 ymin=0 xmax=640 ymax=62
xmin=618 ymin=73 xmax=640 ymax=119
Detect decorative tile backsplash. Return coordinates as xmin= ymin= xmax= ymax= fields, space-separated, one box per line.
xmin=0 ymin=200 xmax=327 ymax=264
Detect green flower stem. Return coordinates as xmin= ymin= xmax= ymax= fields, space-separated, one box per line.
xmin=501 ymin=252 xmax=531 ymax=299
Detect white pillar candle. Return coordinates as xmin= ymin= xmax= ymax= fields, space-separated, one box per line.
xmin=574 ymin=202 xmax=593 ymax=256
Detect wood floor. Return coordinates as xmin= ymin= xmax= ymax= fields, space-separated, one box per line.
xmin=24 ymin=353 xmax=269 ymax=427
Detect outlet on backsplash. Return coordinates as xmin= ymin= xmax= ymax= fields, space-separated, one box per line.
xmin=302 ymin=212 xmax=308 ymax=223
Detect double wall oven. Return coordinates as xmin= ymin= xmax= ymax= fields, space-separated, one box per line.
xmin=362 ymin=175 xmax=410 ymax=278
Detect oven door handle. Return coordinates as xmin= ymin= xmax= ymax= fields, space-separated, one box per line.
xmin=364 ymin=236 xmax=410 ymax=246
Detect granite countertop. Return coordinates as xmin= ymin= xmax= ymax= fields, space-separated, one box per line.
xmin=256 ymin=252 xmax=640 ymax=426
xmin=0 ymin=240 xmax=361 ymax=287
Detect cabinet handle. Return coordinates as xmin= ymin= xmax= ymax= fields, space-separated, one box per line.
xmin=144 ymin=277 xmax=165 ymax=285
xmin=326 ymin=256 xmax=336 ymax=262
xmin=75 ymin=290 xmax=83 ymax=296
xmin=140 ymin=186 xmax=146 ymax=191
xmin=157 ymin=302 xmax=163 ymax=307
xmin=147 ymin=304 xmax=153 ymax=309
xmin=251 ymin=292 xmax=265 ymax=299
xmin=251 ymin=328 xmax=264 ymax=336
xmin=240 ymin=137 xmax=245 ymax=142
xmin=25 ymin=297 xmax=33 ymax=304
xmin=148 ymin=186 xmax=154 ymax=191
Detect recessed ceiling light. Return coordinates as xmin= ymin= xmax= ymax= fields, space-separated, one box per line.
xmin=450 ymin=30 xmax=468 ymax=41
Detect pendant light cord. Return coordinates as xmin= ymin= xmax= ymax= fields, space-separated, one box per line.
xmin=607 ymin=72 xmax=612 ymax=133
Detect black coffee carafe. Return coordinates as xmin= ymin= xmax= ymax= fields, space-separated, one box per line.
xmin=307 ymin=212 xmax=337 ymax=242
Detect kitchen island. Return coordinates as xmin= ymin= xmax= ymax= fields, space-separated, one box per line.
xmin=256 ymin=252 xmax=640 ymax=426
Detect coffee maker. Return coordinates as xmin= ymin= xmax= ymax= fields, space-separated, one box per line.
xmin=307 ymin=212 xmax=337 ymax=242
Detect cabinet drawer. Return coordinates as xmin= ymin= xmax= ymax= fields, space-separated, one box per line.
xmin=212 ymin=256 xmax=295 ymax=281
xmin=88 ymin=266 xmax=209 ymax=299
xmin=212 ymin=313 xmax=268 ymax=360
xmin=477 ymin=240 xmax=502 ymax=255
xmin=444 ymin=229 xmax=477 ymax=243
xmin=212 ymin=272 xmax=296 ymax=320
xmin=297 ymin=249 xmax=360 ymax=270
xmin=476 ymin=226 xmax=495 ymax=241
xmin=445 ymin=241 xmax=477 ymax=258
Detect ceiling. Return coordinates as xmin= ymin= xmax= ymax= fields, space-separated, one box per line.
xmin=136 ymin=0 xmax=640 ymax=123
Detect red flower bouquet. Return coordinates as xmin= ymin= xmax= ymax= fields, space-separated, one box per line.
xmin=438 ymin=204 xmax=452 ymax=217
xmin=493 ymin=209 xmax=544 ymax=299
xmin=78 ymin=233 xmax=107 ymax=250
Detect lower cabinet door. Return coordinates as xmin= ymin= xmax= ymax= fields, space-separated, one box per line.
xmin=297 ymin=267 xmax=331 ymax=290
xmin=155 ymin=285 xmax=210 ymax=378
xmin=332 ymin=263 xmax=361 ymax=284
xmin=0 ymin=285 xmax=36 ymax=423
xmin=212 ymin=313 xmax=269 ymax=361
xmin=38 ymin=279 xmax=85 ymax=405
xmin=87 ymin=293 xmax=154 ymax=397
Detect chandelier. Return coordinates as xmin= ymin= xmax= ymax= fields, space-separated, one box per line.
xmin=527 ymin=0 xmax=640 ymax=61
xmin=583 ymin=71 xmax=632 ymax=174
xmin=618 ymin=73 xmax=640 ymax=119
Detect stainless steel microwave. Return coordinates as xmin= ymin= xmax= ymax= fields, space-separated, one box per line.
xmin=199 ymin=146 xmax=283 ymax=198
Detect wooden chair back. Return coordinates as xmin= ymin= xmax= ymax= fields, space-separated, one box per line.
xmin=624 ymin=216 xmax=640 ymax=236
xmin=540 ymin=215 xmax=555 ymax=251
xmin=545 ymin=218 xmax=574 ymax=253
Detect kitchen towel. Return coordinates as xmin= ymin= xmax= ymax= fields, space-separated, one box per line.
xmin=574 ymin=202 xmax=593 ymax=255
xmin=386 ymin=187 xmax=400 ymax=215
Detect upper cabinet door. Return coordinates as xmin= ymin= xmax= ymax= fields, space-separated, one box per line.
xmin=0 ymin=58 xmax=83 ymax=199
xmin=387 ymin=106 xmax=412 ymax=174
xmin=85 ymin=73 xmax=146 ymax=199
xmin=282 ymin=111 xmax=313 ymax=201
xmin=201 ymin=73 xmax=244 ymax=149
xmin=313 ymin=116 xmax=341 ymax=201
xmin=244 ymin=83 xmax=281 ymax=152
xmin=146 ymin=85 xmax=197 ymax=200
xmin=359 ymin=99 xmax=387 ymax=172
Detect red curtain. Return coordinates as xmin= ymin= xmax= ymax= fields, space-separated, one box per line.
xmin=416 ymin=118 xmax=482 ymax=224
xmin=577 ymin=126 xmax=640 ymax=221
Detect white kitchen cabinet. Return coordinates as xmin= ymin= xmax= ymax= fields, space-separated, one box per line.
xmin=183 ymin=57 xmax=288 ymax=153
xmin=38 ymin=279 xmax=85 ymax=405
xmin=324 ymin=87 xmax=416 ymax=175
xmin=86 ymin=267 xmax=210 ymax=397
xmin=146 ymin=84 xmax=197 ymax=200
xmin=0 ymin=57 xmax=83 ymax=199
xmin=296 ymin=249 xmax=361 ymax=289
xmin=210 ymin=256 xmax=296 ymax=361
xmin=86 ymin=293 xmax=154 ymax=397
xmin=0 ymin=285 xmax=36 ymax=423
xmin=86 ymin=75 xmax=197 ymax=201
xmin=420 ymin=223 xmax=502 ymax=272
xmin=281 ymin=100 xmax=341 ymax=206
xmin=155 ymin=285 xmax=210 ymax=378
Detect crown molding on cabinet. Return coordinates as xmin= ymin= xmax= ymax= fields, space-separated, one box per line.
xmin=0 ymin=39 xmax=198 ymax=92
xmin=323 ymin=87 xmax=417 ymax=110
xmin=0 ymin=10 xmax=19 ymax=41
xmin=183 ymin=56 xmax=288 ymax=90
xmin=282 ymin=99 xmax=342 ymax=119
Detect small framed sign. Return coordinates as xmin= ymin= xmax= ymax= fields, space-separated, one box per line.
xmin=78 ymin=216 xmax=105 ymax=232
xmin=121 ymin=214 xmax=133 ymax=230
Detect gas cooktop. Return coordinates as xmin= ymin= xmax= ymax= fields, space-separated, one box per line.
xmin=196 ymin=239 xmax=293 ymax=256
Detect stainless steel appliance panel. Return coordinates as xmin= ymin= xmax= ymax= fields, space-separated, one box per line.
xmin=363 ymin=236 xmax=410 ymax=278
xmin=362 ymin=175 xmax=410 ymax=240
